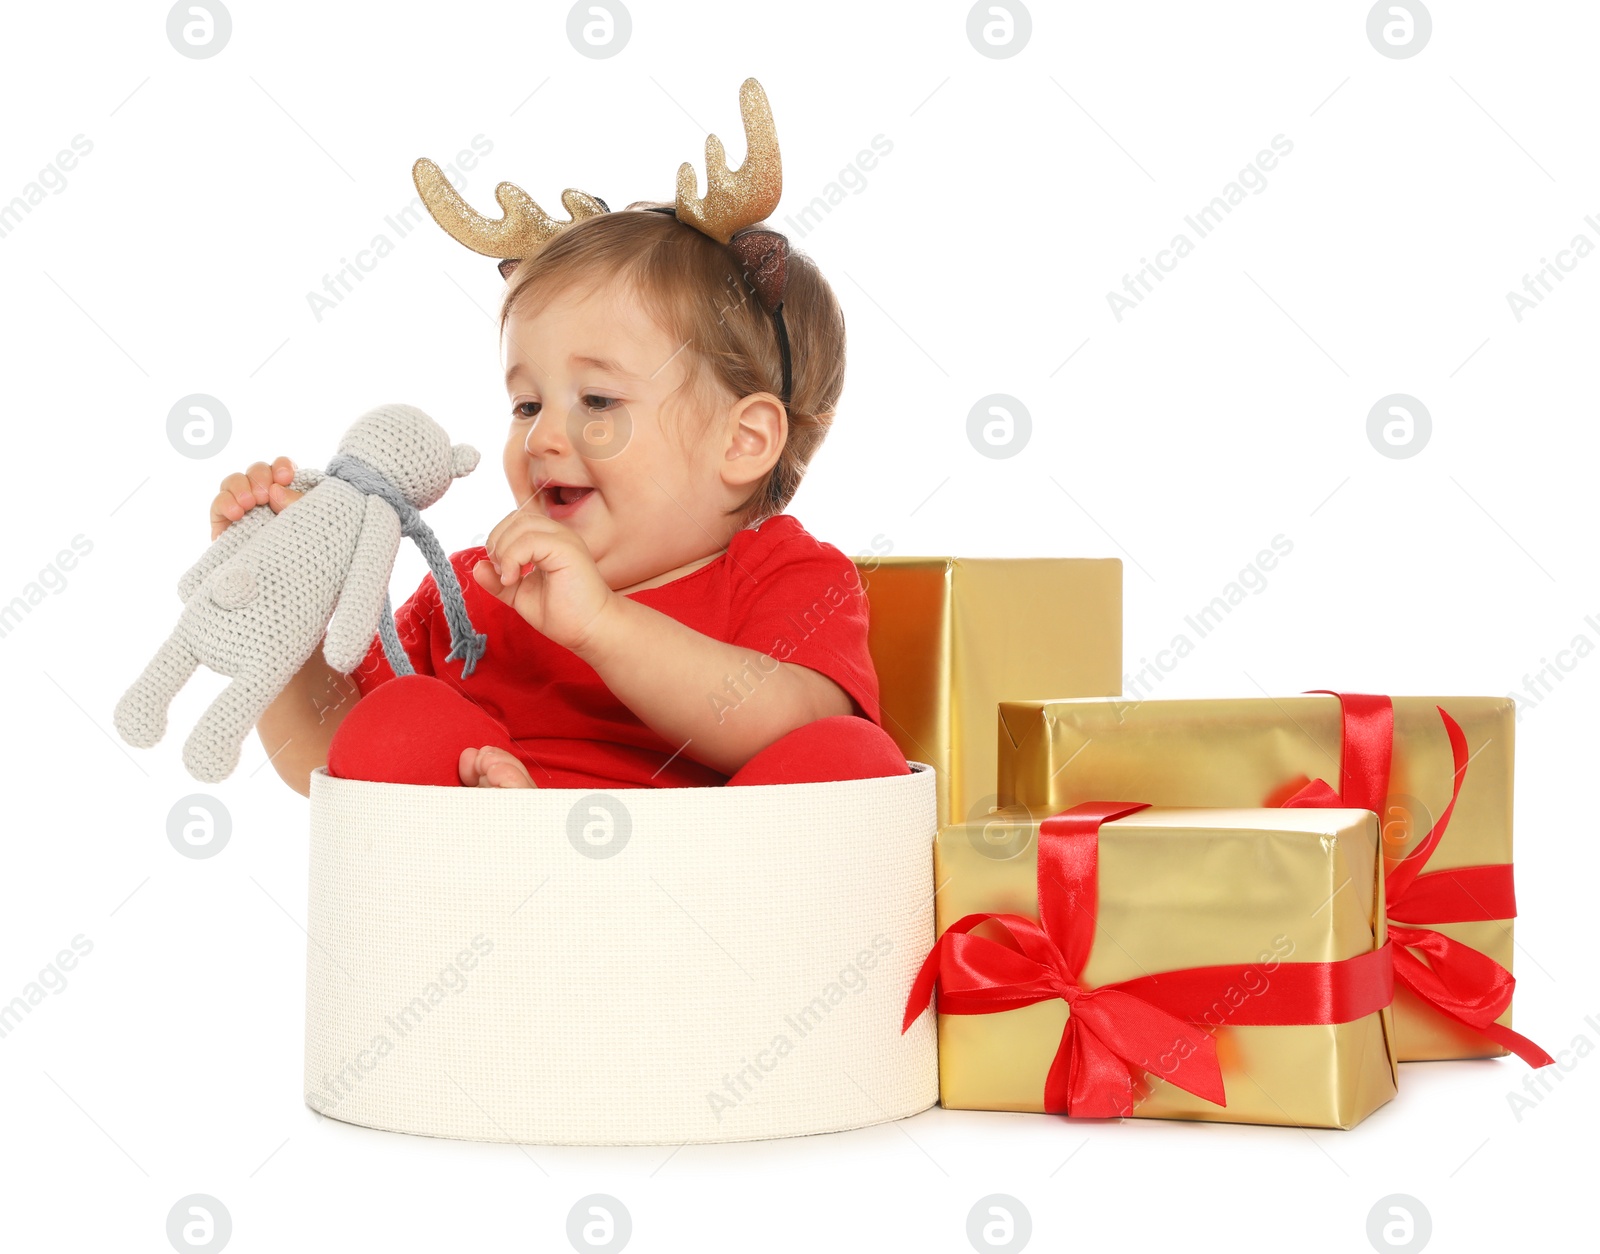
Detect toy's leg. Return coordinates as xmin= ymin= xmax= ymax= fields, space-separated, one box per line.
xmin=114 ymin=632 xmax=200 ymax=748
xmin=183 ymin=671 xmax=289 ymax=783
xmin=327 ymin=674 xmax=516 ymax=787
xmin=725 ymin=715 xmax=908 ymax=787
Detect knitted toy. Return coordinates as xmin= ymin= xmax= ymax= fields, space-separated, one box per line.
xmin=114 ymin=403 xmax=488 ymax=783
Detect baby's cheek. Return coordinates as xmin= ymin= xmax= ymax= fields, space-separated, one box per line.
xmin=501 ymin=443 xmax=528 ymax=492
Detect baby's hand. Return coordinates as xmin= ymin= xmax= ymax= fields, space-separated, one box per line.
xmin=209 ymin=456 xmax=302 ymax=540
xmin=474 ymin=510 xmax=616 ymax=655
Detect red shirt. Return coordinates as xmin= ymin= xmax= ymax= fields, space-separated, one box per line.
xmin=350 ymin=514 xmax=880 ymax=788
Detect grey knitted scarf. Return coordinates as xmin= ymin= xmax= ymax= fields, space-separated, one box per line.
xmin=325 ymin=452 xmax=488 ymax=679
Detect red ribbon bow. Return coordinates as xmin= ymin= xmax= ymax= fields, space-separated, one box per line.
xmin=902 ymin=802 xmax=1395 ymax=1117
xmin=1281 ymin=691 xmax=1551 ymax=1068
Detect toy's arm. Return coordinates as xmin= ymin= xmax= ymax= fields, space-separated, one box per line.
xmin=290 ymin=466 xmax=326 ymax=494
xmin=323 ymin=494 xmax=403 ymax=674
xmin=177 ymin=505 xmax=273 ymax=602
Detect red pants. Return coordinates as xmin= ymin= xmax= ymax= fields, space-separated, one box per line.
xmin=326 ymin=674 xmax=908 ymax=788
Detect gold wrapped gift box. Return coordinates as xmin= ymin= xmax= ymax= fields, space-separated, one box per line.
xmin=934 ymin=805 xmax=1397 ymax=1128
xmin=854 ymin=557 xmax=1121 ymax=828
xmin=996 ymin=695 xmax=1518 ymax=1062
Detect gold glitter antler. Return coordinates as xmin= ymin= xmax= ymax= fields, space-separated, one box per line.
xmin=411 ymin=158 xmax=607 ymax=259
xmin=674 ymin=77 xmax=782 ymax=244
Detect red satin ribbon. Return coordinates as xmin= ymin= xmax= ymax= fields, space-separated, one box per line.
xmin=902 ymin=802 xmax=1396 ymax=1117
xmin=1281 ymin=691 xmax=1551 ymax=1067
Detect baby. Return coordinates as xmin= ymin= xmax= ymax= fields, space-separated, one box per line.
xmin=211 ymin=88 xmax=904 ymax=795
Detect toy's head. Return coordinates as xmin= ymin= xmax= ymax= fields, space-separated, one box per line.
xmin=339 ymin=403 xmax=479 ymax=509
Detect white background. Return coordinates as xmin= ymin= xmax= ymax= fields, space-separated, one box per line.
xmin=1 ymin=1 xmax=1596 ymax=1250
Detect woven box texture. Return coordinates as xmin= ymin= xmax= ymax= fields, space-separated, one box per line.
xmin=304 ymin=763 xmax=938 ymax=1145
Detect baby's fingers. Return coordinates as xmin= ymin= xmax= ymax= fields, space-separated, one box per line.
xmin=484 ymin=508 xmax=551 ymax=562
xmin=494 ymin=533 xmax=570 ymax=586
xmin=243 ymin=461 xmax=279 ymax=504
xmin=244 ymin=457 xmax=298 ymax=502
xmin=266 ymin=480 xmax=303 ymax=513
xmin=209 ymin=457 xmax=301 ymax=538
xmin=485 ymin=514 xmax=566 ymax=583
xmin=473 ymin=558 xmax=529 ymax=608
xmin=246 ymin=458 xmax=303 ymax=516
xmin=210 ymin=480 xmax=252 ymax=539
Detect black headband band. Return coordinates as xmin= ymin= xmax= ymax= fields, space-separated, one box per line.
xmin=641 ymin=205 xmax=793 ymax=408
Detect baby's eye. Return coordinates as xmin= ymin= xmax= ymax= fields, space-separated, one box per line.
xmin=512 ymin=400 xmax=540 ymax=420
xmin=583 ymin=394 xmax=618 ymax=412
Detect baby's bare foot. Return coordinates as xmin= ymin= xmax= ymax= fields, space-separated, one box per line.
xmin=459 ymin=745 xmax=538 ymax=788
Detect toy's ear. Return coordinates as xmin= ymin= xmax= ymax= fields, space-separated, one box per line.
xmin=451 ymin=444 xmax=480 ymax=477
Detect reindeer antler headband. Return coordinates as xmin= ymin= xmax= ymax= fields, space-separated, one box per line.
xmin=412 ymin=77 xmax=793 ymax=405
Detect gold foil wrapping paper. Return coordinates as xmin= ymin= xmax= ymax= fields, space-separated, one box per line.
xmin=996 ymin=695 xmax=1517 ymax=1061
xmin=854 ymin=557 xmax=1121 ymax=829
xmin=935 ymin=806 xmax=1397 ymax=1128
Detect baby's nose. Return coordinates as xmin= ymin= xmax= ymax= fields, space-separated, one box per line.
xmin=523 ymin=410 xmax=569 ymax=456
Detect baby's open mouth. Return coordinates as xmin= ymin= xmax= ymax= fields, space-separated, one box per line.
xmin=536 ymin=481 xmax=596 ymax=519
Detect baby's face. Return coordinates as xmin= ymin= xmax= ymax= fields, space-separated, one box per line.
xmin=500 ymin=275 xmax=743 ymax=592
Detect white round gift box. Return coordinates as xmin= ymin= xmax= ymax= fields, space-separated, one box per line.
xmin=303 ymin=762 xmax=938 ymax=1145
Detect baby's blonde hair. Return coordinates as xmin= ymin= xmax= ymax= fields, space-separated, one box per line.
xmin=497 ymin=208 xmax=846 ymax=526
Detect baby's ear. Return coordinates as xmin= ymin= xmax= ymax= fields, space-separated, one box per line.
xmin=451 ymin=444 xmax=480 ymax=477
